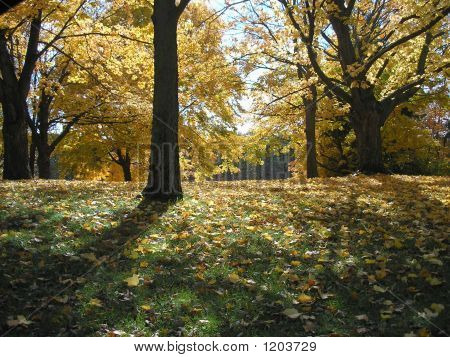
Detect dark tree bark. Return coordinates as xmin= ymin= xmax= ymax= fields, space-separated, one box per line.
xmin=0 ymin=13 xmax=42 ymax=180
xmin=109 ymin=148 xmax=132 ymax=182
xmin=123 ymin=160 xmax=132 ymax=182
xmin=0 ymin=91 xmax=30 ymax=179
xmin=350 ymin=101 xmax=387 ymax=173
xmin=143 ymin=0 xmax=191 ymax=201
xmin=37 ymin=146 xmax=51 ymax=179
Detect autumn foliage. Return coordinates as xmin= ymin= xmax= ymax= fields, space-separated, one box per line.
xmin=0 ymin=176 xmax=448 ymax=336
xmin=0 ymin=0 xmax=449 ymax=338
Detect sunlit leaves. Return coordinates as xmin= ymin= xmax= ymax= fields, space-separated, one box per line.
xmin=123 ymin=274 xmax=140 ymax=287
xmin=0 ymin=175 xmax=448 ymax=336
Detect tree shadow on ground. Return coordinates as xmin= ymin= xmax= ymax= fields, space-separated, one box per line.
xmin=0 ymin=176 xmax=448 ymax=337
xmin=281 ymin=175 xmax=449 ymax=336
xmin=0 ymin=198 xmax=170 ymax=336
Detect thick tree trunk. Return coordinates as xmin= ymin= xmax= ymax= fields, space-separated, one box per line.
xmin=0 ymin=14 xmax=41 ymax=180
xmin=351 ymin=110 xmax=385 ymax=174
xmin=37 ymin=145 xmax=51 ymax=179
xmin=303 ymin=87 xmax=318 ymax=179
xmin=1 ymin=98 xmax=31 ymax=179
xmin=143 ymin=1 xmax=182 ymax=201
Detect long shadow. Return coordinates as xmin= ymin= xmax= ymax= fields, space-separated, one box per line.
xmin=1 ymin=177 xmax=448 ymax=336
xmin=0 ymin=198 xmax=170 ymax=336
xmin=280 ymin=175 xmax=449 ymax=336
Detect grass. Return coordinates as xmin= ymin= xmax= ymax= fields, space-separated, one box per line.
xmin=0 ymin=175 xmax=448 ymax=336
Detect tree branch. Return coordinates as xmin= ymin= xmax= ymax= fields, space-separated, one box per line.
xmin=363 ymin=6 xmax=450 ymax=74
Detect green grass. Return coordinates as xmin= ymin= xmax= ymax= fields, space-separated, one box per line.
xmin=0 ymin=175 xmax=448 ymax=336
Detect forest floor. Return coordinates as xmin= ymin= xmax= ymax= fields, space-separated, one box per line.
xmin=0 ymin=175 xmax=448 ymax=337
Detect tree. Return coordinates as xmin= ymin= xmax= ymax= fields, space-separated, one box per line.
xmin=109 ymin=148 xmax=132 ymax=181
xmin=276 ymin=0 xmax=449 ymax=173
xmin=48 ymin=2 xmax=242 ymax=183
xmin=142 ymin=0 xmax=191 ymax=201
xmin=235 ymin=2 xmax=326 ymax=178
xmin=0 ymin=0 xmax=89 ymax=179
xmin=0 ymin=8 xmax=40 ymax=179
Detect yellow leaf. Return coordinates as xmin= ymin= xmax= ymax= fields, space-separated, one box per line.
xmin=427 ymin=277 xmax=442 ymax=286
xmin=418 ymin=328 xmax=430 ymax=337
xmin=290 ymin=260 xmax=301 ymax=267
xmin=141 ymin=305 xmax=151 ymax=311
xmin=297 ymin=294 xmax=314 ymax=304
xmin=314 ymin=264 xmax=324 ymax=271
xmin=128 ymin=251 xmax=139 ymax=260
xmin=430 ymin=303 xmax=444 ymax=314
xmin=427 ymin=258 xmax=443 ymax=266
xmin=140 ymin=261 xmax=149 ymax=268
xmin=373 ymin=285 xmax=387 ymax=293
xmin=124 ymin=274 xmax=140 ymax=287
xmin=393 ymin=240 xmax=403 ymax=249
xmin=375 ymin=269 xmax=387 ymax=280
xmin=228 ymin=273 xmax=240 ymax=283
xmin=54 ymin=295 xmax=69 ymax=304
xmin=195 ymin=272 xmax=205 ymax=281
xmin=262 ymin=233 xmax=272 ymax=241
xmin=6 ymin=315 xmax=32 ymax=327
xmin=89 ymin=298 xmax=103 ymax=307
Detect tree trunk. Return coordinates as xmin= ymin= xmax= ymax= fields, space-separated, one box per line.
xmin=122 ymin=150 xmax=132 ymax=182
xmin=143 ymin=1 xmax=182 ymax=201
xmin=37 ymin=145 xmax=51 ymax=179
xmin=122 ymin=162 xmax=132 ymax=182
xmin=1 ymin=98 xmax=31 ymax=179
xmin=303 ymin=86 xmax=318 ymax=179
xmin=0 ymin=14 xmax=41 ymax=180
xmin=29 ymin=138 xmax=36 ymax=178
xmin=351 ymin=110 xmax=385 ymax=174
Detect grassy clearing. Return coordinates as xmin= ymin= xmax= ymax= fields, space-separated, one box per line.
xmin=0 ymin=175 xmax=448 ymax=336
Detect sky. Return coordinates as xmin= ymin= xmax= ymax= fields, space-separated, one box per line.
xmin=206 ymin=0 xmax=261 ymax=134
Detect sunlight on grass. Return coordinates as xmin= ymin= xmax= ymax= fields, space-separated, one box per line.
xmin=0 ymin=175 xmax=448 ymax=336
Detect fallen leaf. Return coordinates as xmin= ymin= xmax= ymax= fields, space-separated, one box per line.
xmin=430 ymin=303 xmax=444 ymax=314
xmin=297 ymin=294 xmax=314 ymax=304
xmin=89 ymin=298 xmax=103 ymax=307
xmin=373 ymin=285 xmax=387 ymax=293
xmin=282 ymin=308 xmax=301 ymax=319
xmin=228 ymin=273 xmax=240 ymax=283
xmin=6 ymin=315 xmax=32 ymax=327
xmin=140 ymin=261 xmax=149 ymax=268
xmin=355 ymin=314 xmax=369 ymax=321
xmin=123 ymin=274 xmax=140 ymax=287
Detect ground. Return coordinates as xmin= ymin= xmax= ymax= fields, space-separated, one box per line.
xmin=0 ymin=175 xmax=448 ymax=337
